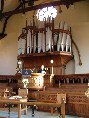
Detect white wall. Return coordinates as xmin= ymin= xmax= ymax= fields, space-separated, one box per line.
xmin=65 ymin=59 xmax=75 ymax=74
xmin=0 ymin=1 xmax=89 ymax=75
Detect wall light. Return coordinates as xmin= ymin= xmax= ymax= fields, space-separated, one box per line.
xmin=50 ymin=60 xmax=54 ymax=74
xmin=16 ymin=60 xmax=23 ymax=74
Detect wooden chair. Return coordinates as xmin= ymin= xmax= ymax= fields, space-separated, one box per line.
xmin=56 ymin=93 xmax=66 ymax=117
xmin=0 ymin=88 xmax=12 ymax=107
xmin=18 ymin=88 xmax=28 ymax=111
xmin=51 ymin=93 xmax=66 ymax=117
xmin=57 ymin=93 xmax=66 ymax=104
xmin=18 ymin=88 xmax=28 ymax=98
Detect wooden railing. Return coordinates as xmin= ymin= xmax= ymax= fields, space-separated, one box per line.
xmin=0 ymin=74 xmax=21 ymax=80
xmin=0 ymin=74 xmax=22 ymax=94
xmin=53 ymin=74 xmax=89 ymax=87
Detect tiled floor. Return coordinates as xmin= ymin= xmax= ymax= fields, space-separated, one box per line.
xmin=0 ymin=108 xmax=83 ymax=118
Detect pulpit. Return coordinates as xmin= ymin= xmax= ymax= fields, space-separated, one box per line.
xmin=27 ymin=73 xmax=45 ymax=100
xmin=28 ymin=73 xmax=45 ymax=89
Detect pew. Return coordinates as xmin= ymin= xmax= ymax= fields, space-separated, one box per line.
xmin=0 ymin=99 xmax=65 ymax=118
xmin=37 ymin=91 xmax=66 ymax=118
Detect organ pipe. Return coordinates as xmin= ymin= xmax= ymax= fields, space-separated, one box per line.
xmin=18 ymin=18 xmax=72 ymax=55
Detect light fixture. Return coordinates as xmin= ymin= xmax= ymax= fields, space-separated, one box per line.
xmin=50 ymin=60 xmax=54 ymax=64
xmin=50 ymin=60 xmax=54 ymax=74
xmin=36 ymin=6 xmax=57 ymax=21
xmin=85 ymin=83 xmax=89 ymax=98
xmin=16 ymin=59 xmax=23 ymax=74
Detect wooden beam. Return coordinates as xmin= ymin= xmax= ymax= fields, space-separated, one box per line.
xmin=1 ymin=0 xmax=85 ymax=18
xmin=1 ymin=0 xmax=4 ymax=11
xmin=1 ymin=1 xmax=63 ymax=17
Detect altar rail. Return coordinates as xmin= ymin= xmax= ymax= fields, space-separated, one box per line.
xmin=0 ymin=74 xmax=21 ymax=80
xmin=0 ymin=74 xmax=22 ymax=94
xmin=53 ymin=74 xmax=89 ymax=87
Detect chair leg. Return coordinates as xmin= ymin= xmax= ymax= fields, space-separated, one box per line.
xmin=57 ymin=107 xmax=62 ymax=117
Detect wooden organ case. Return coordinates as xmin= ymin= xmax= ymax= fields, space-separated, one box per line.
xmin=17 ymin=17 xmax=73 ymax=75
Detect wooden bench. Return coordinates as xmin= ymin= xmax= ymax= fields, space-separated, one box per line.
xmin=37 ymin=91 xmax=66 ymax=118
xmin=0 ymin=86 xmax=13 ymax=107
xmin=0 ymin=98 xmax=27 ymax=118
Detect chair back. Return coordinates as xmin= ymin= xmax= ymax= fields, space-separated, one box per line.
xmin=57 ymin=93 xmax=66 ymax=104
xmin=18 ymin=88 xmax=28 ymax=98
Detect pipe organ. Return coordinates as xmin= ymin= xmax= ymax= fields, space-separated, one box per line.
xmin=17 ymin=17 xmax=73 ymax=74
xmin=18 ymin=18 xmax=72 ymax=55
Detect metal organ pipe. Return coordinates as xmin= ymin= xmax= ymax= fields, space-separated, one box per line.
xmin=54 ymin=34 xmax=58 ymax=51
xmin=18 ymin=19 xmax=72 ymax=55
xmin=27 ymin=30 xmax=30 ymax=54
xmin=29 ymin=30 xmax=32 ymax=54
xmin=34 ymin=33 xmax=36 ymax=53
xmin=61 ymin=33 xmax=67 ymax=51
xmin=42 ymin=31 xmax=45 ymax=52
xmin=57 ymin=32 xmax=62 ymax=51
xmin=66 ymin=34 xmax=71 ymax=52
xmin=18 ymin=38 xmax=22 ymax=55
xmin=46 ymin=27 xmax=52 ymax=52
xmin=21 ymin=38 xmax=26 ymax=54
xmin=59 ymin=21 xmax=65 ymax=29
xmin=64 ymin=22 xmax=69 ymax=30
xmin=38 ymin=32 xmax=42 ymax=53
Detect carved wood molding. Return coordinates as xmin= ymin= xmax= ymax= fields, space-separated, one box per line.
xmin=72 ymin=39 xmax=82 ymax=66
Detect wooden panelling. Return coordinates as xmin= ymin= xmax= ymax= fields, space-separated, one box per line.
xmin=19 ymin=53 xmax=73 ymax=75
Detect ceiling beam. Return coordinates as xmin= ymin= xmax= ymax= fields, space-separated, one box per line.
xmin=0 ymin=4 xmax=22 ymax=40
xmin=1 ymin=0 xmax=85 ymax=18
xmin=1 ymin=1 xmax=68 ymax=18
xmin=0 ymin=0 xmax=85 ymax=40
xmin=0 ymin=0 xmax=4 ymax=12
